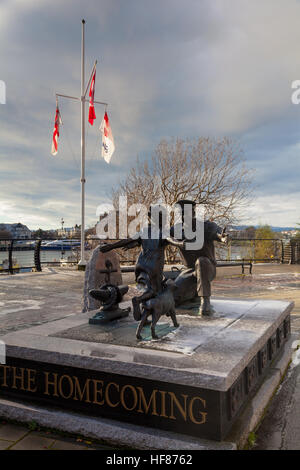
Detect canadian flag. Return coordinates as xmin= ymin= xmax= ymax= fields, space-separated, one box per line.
xmin=100 ymin=111 xmax=115 ymax=163
xmin=51 ymin=105 xmax=62 ymax=156
xmin=88 ymin=70 xmax=96 ymax=125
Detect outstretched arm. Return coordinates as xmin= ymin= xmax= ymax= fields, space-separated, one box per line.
xmin=215 ymin=227 xmax=229 ymax=244
xmin=100 ymin=237 xmax=140 ymax=253
xmin=165 ymin=236 xmax=185 ymax=249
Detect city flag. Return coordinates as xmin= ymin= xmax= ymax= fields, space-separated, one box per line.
xmin=51 ymin=104 xmax=62 ymax=156
xmin=88 ymin=70 xmax=96 ymax=125
xmin=100 ymin=111 xmax=115 ymax=163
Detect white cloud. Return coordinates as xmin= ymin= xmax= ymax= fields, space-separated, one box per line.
xmin=239 ymin=192 xmax=300 ymax=227
xmin=0 ymin=0 xmax=300 ymax=229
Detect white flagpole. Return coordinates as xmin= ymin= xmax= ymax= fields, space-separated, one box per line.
xmin=54 ymin=20 xmax=109 ymax=270
xmin=78 ymin=18 xmax=86 ymax=267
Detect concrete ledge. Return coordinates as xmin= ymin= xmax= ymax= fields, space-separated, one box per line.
xmin=0 ymin=397 xmax=236 ymax=451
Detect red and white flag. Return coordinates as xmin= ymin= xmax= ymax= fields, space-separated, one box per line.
xmin=51 ymin=104 xmax=62 ymax=156
xmin=100 ymin=111 xmax=115 ymax=163
xmin=88 ymin=70 xmax=96 ymax=125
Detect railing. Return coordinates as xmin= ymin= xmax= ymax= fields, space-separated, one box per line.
xmin=0 ymin=238 xmax=84 ymax=274
xmin=88 ymin=238 xmax=287 ymax=265
xmin=0 ymin=237 xmax=299 ymax=274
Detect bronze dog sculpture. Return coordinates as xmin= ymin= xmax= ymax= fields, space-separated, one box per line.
xmin=136 ymin=280 xmax=179 ymax=340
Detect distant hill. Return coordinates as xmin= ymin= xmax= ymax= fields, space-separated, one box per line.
xmin=232 ymin=225 xmax=298 ymax=232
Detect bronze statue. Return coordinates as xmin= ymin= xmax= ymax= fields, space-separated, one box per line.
xmin=170 ymin=199 xmax=228 ymax=315
xmin=99 ymin=207 xmax=183 ymax=323
xmin=97 ymin=201 xmax=228 ymax=338
xmin=88 ymin=259 xmax=130 ymax=324
xmin=136 ymin=279 xmax=178 ymax=340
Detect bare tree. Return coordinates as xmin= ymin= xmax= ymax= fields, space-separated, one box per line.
xmin=113 ymin=137 xmax=253 ymax=225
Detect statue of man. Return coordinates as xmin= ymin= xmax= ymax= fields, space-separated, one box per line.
xmin=170 ymin=199 xmax=228 ymax=316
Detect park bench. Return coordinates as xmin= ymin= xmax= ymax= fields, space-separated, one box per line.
xmin=121 ymin=260 xmax=253 ymax=277
xmin=216 ymin=260 xmax=253 ymax=274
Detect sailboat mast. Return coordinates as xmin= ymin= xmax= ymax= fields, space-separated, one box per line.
xmin=79 ymin=19 xmax=86 ymax=266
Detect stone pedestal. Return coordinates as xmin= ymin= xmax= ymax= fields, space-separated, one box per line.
xmin=89 ymin=307 xmax=131 ymax=324
xmin=82 ymin=245 xmax=122 ymax=312
xmin=0 ymin=297 xmax=294 ymax=447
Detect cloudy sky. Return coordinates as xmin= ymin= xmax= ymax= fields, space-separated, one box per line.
xmin=0 ymin=0 xmax=299 ymax=230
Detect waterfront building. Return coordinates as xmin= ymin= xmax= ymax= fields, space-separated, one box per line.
xmin=0 ymin=223 xmax=32 ymax=239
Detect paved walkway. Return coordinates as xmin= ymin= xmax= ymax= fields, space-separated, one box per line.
xmin=0 ymin=421 xmax=114 ymax=450
xmin=213 ymin=263 xmax=300 ymax=316
xmin=253 ymin=357 xmax=300 ymax=450
xmin=0 ymin=263 xmax=299 ymax=337
xmin=0 ymin=268 xmax=83 ymax=336
xmin=0 ymin=264 xmax=299 ymax=450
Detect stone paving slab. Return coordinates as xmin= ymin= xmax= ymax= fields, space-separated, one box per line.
xmin=0 ymin=269 xmax=84 ymax=337
xmin=0 ymin=423 xmax=28 ymax=441
xmin=254 ymin=356 xmax=300 ymax=450
xmin=11 ymin=434 xmax=55 ymax=450
xmin=0 ymin=439 xmax=14 ymax=450
xmin=0 ymin=420 xmax=112 ymax=450
xmin=50 ymin=440 xmax=91 ymax=450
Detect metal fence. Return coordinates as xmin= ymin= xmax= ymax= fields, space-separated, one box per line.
xmin=215 ymin=238 xmax=284 ymax=263
xmin=0 ymin=237 xmax=299 ymax=274
xmin=0 ymin=238 xmax=83 ymax=274
xmin=105 ymin=238 xmax=296 ymax=265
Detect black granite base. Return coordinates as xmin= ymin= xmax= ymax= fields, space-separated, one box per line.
xmin=0 ymin=314 xmax=291 ymax=441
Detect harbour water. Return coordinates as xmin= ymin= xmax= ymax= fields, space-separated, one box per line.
xmin=0 ymin=249 xmax=79 ymax=271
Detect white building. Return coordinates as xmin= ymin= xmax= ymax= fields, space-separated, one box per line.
xmin=0 ymin=223 xmax=32 ymax=239
xmin=57 ymin=226 xmax=80 ymax=238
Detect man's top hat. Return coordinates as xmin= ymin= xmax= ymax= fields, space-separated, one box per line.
xmin=175 ymin=199 xmax=196 ymax=208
